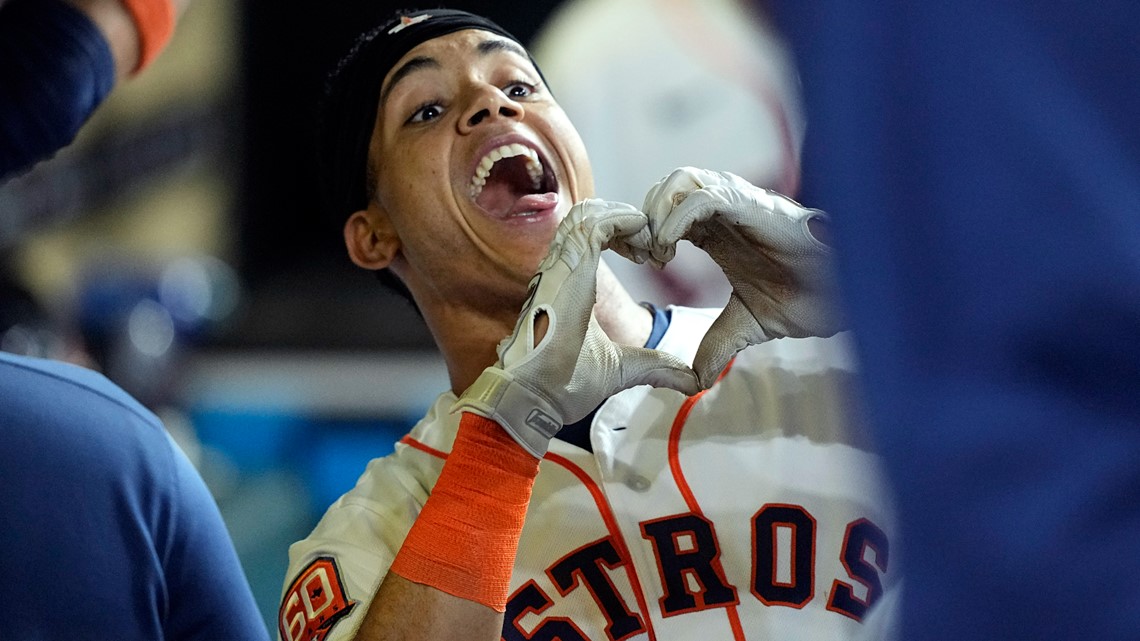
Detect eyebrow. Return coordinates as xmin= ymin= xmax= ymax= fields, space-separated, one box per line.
xmin=379 ymin=56 xmax=440 ymax=108
xmin=378 ymin=37 xmax=533 ymax=109
xmin=476 ymin=37 xmax=529 ymax=60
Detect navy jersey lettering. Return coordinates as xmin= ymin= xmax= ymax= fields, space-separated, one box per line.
xmin=640 ymin=513 xmax=739 ymax=616
xmin=503 ymin=581 xmax=589 ymax=641
xmin=827 ymin=518 xmax=890 ymax=621
xmin=752 ymin=504 xmax=817 ymax=608
xmin=547 ymin=539 xmax=645 ymax=641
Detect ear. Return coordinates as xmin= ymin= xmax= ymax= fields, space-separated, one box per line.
xmin=344 ymin=207 xmax=400 ymax=270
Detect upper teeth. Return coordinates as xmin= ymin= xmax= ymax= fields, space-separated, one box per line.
xmin=470 ymin=143 xmax=544 ymax=199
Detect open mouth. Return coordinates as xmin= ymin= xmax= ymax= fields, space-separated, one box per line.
xmin=469 ymin=143 xmax=559 ymax=218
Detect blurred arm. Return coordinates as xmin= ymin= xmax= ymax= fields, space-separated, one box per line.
xmin=0 ymin=0 xmax=186 ymax=180
xmin=62 ymin=0 xmax=139 ymax=79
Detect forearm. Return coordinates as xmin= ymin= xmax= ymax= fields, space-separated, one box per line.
xmin=68 ymin=0 xmax=189 ymax=78
xmin=0 ymin=0 xmax=182 ymax=180
xmin=62 ymin=0 xmax=139 ymax=79
xmin=353 ymin=574 xmax=502 ymax=641
xmin=350 ymin=413 xmax=538 ymax=641
xmin=0 ymin=0 xmax=115 ymax=179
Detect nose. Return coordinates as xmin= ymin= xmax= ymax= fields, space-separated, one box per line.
xmin=458 ymin=85 xmax=524 ymax=133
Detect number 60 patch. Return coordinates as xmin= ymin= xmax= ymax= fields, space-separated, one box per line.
xmin=279 ymin=557 xmax=356 ymax=641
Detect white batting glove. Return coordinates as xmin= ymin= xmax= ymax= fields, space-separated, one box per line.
xmin=634 ymin=167 xmax=843 ymax=388
xmin=452 ymin=199 xmax=701 ymax=458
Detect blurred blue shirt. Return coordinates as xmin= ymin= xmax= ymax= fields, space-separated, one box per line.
xmin=771 ymin=2 xmax=1140 ymax=639
xmin=0 ymin=352 xmax=269 ymax=640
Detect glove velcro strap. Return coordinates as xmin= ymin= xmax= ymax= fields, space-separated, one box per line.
xmin=452 ymin=367 xmax=563 ymax=458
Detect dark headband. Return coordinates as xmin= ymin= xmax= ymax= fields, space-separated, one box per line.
xmin=320 ymin=9 xmax=543 ymax=223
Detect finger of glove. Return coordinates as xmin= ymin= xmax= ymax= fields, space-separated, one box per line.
xmin=552 ymin=201 xmax=647 ymax=313
xmin=650 ymin=188 xmax=726 ymax=252
xmin=641 ymin=168 xmax=753 ymax=221
xmin=608 ymin=230 xmax=669 ymax=269
xmin=641 ymin=167 xmax=707 ymax=215
xmin=559 ymin=201 xmax=650 ymax=314
xmin=641 ymin=168 xmax=714 ymax=263
xmin=613 ymin=343 xmax=701 ymax=396
xmin=699 ymin=185 xmax=829 ymax=256
xmin=504 ymin=202 xmax=644 ymax=372
xmin=607 ymin=224 xmax=655 ymax=265
xmin=537 ymin=200 xmax=645 ymax=307
xmin=583 ymin=200 xmax=650 ymax=253
xmin=540 ymin=199 xmax=645 ymax=272
xmin=692 ymin=295 xmax=769 ymax=388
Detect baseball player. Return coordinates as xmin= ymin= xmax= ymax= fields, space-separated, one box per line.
xmin=279 ymin=9 xmax=898 ymax=641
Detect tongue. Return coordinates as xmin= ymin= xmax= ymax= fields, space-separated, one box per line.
xmin=509 ymin=192 xmax=559 ymax=216
xmin=476 ymin=183 xmax=559 ymax=218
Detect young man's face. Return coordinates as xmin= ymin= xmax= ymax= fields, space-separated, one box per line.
xmin=346 ymin=29 xmax=594 ymax=313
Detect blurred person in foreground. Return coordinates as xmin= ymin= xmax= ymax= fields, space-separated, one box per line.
xmin=770 ymin=2 xmax=1140 ymax=640
xmin=0 ymin=0 xmax=269 ymax=638
xmin=0 ymin=0 xmax=187 ymax=181
xmin=279 ymin=8 xmax=897 ymax=641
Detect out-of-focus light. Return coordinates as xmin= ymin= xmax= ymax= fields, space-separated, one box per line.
xmin=158 ymin=255 xmax=240 ymax=328
xmin=0 ymin=325 xmax=63 ymax=359
xmin=127 ymin=299 xmax=175 ymax=357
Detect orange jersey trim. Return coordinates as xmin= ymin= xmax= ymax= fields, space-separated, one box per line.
xmin=667 ymin=359 xmax=747 ymax=640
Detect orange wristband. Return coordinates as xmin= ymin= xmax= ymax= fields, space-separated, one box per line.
xmin=120 ymin=0 xmax=175 ymax=72
xmin=389 ymin=413 xmax=541 ymax=611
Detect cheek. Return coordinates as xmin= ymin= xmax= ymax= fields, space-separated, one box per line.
xmin=377 ymin=155 xmax=447 ymax=218
xmin=546 ymin=113 xmax=594 ymax=197
xmin=374 ymin=126 xmax=453 ymax=200
xmin=547 ymin=111 xmax=585 ymax=152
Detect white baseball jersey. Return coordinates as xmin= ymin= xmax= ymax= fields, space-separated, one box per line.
xmin=279 ymin=307 xmax=899 ymax=641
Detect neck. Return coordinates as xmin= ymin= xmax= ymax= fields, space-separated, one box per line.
xmin=593 ymin=259 xmax=653 ymax=348
xmin=421 ymin=261 xmax=653 ymax=395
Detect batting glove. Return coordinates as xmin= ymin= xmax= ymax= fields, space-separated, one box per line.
xmin=452 ymin=199 xmax=701 ymax=458
xmin=630 ymin=167 xmax=843 ymax=388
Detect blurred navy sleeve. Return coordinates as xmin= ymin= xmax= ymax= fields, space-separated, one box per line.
xmin=164 ymin=433 xmax=272 ymax=641
xmin=770 ymin=2 xmax=1140 ymax=640
xmin=0 ymin=0 xmax=116 ymax=181
xmin=0 ymin=352 xmax=269 ymax=640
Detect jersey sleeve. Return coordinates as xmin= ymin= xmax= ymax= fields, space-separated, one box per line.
xmin=0 ymin=0 xmax=116 ymax=180
xmin=278 ymin=442 xmax=444 ymax=641
xmin=162 ymin=432 xmax=270 ymax=641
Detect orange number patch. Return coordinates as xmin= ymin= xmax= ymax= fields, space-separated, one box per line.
xmin=279 ymin=557 xmax=356 ymax=641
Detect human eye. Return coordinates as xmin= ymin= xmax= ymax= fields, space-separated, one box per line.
xmin=503 ymin=79 xmax=536 ymax=99
xmin=407 ymin=101 xmax=445 ymax=124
